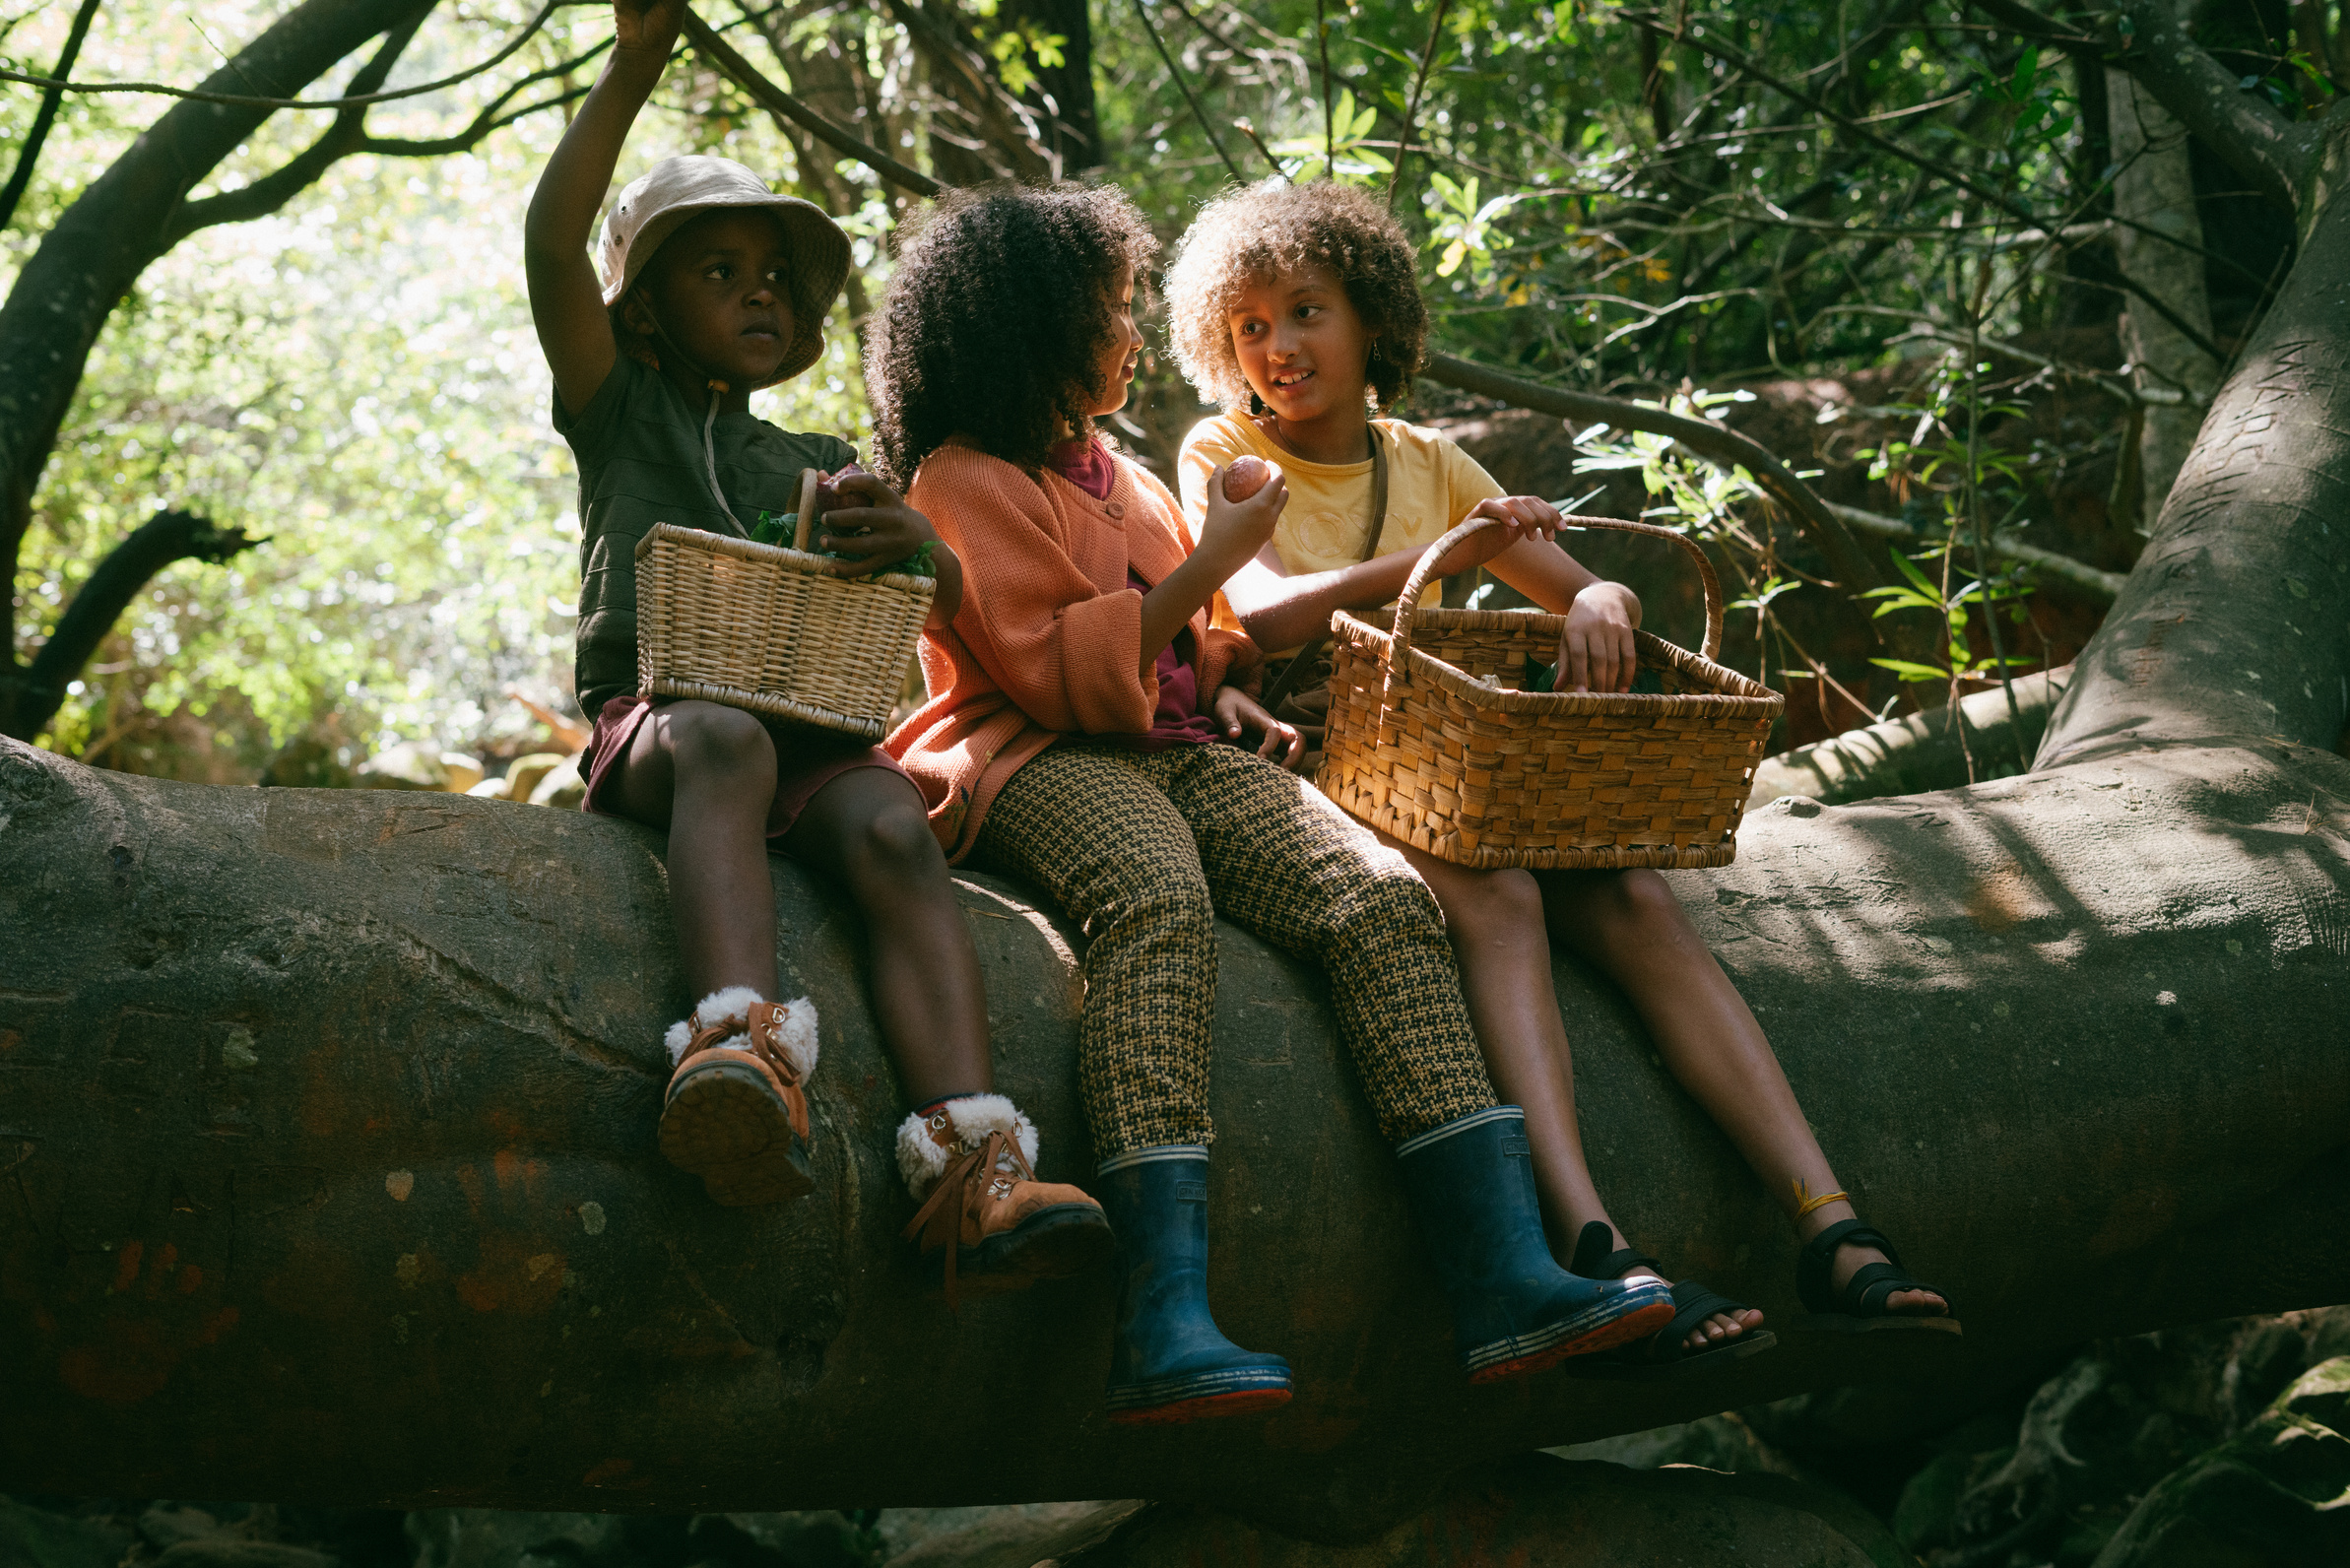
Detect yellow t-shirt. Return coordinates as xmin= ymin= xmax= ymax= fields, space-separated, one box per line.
xmin=1176 ymin=413 xmax=1507 ymax=633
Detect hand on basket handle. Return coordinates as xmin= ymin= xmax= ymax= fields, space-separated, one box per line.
xmin=1429 ymin=494 xmax=1560 ymax=578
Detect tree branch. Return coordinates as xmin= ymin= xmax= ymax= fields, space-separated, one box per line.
xmin=0 ymin=0 xmax=104 ymax=231
xmin=359 ymin=41 xmax=607 ymax=157
xmin=163 ymin=12 xmax=426 ymax=243
xmin=679 ymin=11 xmax=942 ymax=197
xmin=1970 ymin=0 xmax=2319 ymax=210
xmin=1417 ymin=351 xmax=1884 ymax=593
xmin=1825 ymin=502 xmax=2125 ymax=602
xmin=11 ymin=508 xmax=263 ymax=741
xmin=0 ymin=0 xmax=555 ymax=111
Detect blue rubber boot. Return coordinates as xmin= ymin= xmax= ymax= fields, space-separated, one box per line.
xmin=1396 ymin=1107 xmax=1675 ymax=1383
xmin=1096 ymin=1146 xmax=1293 ymax=1424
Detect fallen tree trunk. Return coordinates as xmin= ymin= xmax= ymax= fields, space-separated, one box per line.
xmin=3 ymin=731 xmax=2345 ymax=1535
xmin=1748 ymin=667 xmax=2070 ymax=808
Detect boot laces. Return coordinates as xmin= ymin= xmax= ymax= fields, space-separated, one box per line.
xmin=685 ymin=1003 xmax=802 ymax=1087
xmin=900 ymin=1127 xmax=1025 ymax=1312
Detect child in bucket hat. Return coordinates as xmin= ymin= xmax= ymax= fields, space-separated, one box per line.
xmin=523 ymin=0 xmax=1110 ymax=1301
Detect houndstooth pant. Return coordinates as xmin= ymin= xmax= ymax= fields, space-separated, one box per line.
xmin=973 ymin=739 xmax=1496 ymax=1157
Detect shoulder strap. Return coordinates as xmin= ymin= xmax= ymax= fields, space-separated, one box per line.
xmin=1357 ymin=425 xmax=1391 ymax=563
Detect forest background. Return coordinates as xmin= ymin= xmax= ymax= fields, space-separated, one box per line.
xmin=0 ymin=0 xmax=2321 ymax=784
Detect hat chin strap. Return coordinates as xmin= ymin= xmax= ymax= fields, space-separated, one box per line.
xmin=634 ymin=288 xmax=748 ymax=539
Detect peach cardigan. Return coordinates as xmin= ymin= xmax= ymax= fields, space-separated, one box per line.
xmin=886 ymin=443 xmax=1260 ymax=862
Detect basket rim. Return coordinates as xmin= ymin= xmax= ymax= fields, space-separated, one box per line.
xmin=635 ymin=519 xmax=939 ymax=599
xmin=1330 ymin=604 xmax=1785 ymax=718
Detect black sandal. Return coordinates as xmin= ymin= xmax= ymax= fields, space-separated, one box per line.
xmin=1561 ymin=1222 xmax=1777 ymax=1381
xmin=1791 ymin=1216 xmax=1961 ymax=1337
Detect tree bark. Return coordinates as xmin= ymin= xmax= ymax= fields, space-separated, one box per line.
xmin=2105 ymin=55 xmax=2220 ymax=531
xmin=1748 ymin=666 xmax=2071 ymax=808
xmin=1 ymin=729 xmax=2343 ymax=1532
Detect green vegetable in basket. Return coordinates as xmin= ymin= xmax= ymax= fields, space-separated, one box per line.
xmin=745 ymin=510 xmax=935 ymax=579
xmin=1522 ymin=654 xmax=1559 ymax=693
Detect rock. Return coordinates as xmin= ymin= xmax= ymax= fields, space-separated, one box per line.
xmin=883 ymin=1504 xmax=1125 ymax=1568
xmin=154 ymin=1541 xmax=339 ymax=1568
xmin=504 ymin=751 xmax=568 ymax=802
xmin=140 ymin=1503 xmax=226 ymax=1548
xmin=2092 ymin=1355 xmax=2350 ymax=1567
xmin=439 ymin=754 xmax=486 ymax=794
xmin=355 ymin=741 xmax=450 ymax=791
xmin=1549 ymin=1412 xmax=1809 ymax=1479
xmin=407 ymin=1510 xmax=627 ymax=1568
xmin=0 ymin=1497 xmax=136 ymax=1568
xmin=992 ymin=1456 xmax=1909 ymax=1568
xmin=526 ymin=751 xmax=586 ymax=807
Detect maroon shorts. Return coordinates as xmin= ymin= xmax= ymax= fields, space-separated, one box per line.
xmin=582 ymin=694 xmax=912 ymax=843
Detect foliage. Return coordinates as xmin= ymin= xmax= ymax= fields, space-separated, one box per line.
xmin=11 ymin=0 xmax=2342 ymax=768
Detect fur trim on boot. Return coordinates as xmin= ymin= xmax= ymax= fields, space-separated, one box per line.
xmin=896 ymin=1093 xmax=1039 ymax=1200
xmin=664 ymin=986 xmax=819 ymax=1075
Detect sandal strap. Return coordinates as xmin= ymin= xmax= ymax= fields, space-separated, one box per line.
xmin=1796 ymin=1217 xmax=1951 ymax=1317
xmin=1795 ymin=1217 xmax=1899 ymax=1314
xmin=1567 ymin=1220 xmax=1661 ymax=1281
xmin=1651 ymin=1278 xmax=1754 ymax=1361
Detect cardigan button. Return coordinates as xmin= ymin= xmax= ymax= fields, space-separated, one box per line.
xmin=1104 ymin=501 xmax=1126 ymax=520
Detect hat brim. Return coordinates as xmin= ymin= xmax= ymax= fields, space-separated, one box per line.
xmin=604 ymin=194 xmax=852 ymax=389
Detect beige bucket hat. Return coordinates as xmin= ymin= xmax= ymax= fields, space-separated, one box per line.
xmin=597 ymin=154 xmax=852 ymax=387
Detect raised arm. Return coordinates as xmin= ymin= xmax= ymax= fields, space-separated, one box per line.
xmin=523 ymin=0 xmax=685 ymax=418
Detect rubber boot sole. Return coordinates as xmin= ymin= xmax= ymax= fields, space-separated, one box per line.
xmin=1466 ymin=1287 xmax=1677 ymax=1384
xmin=659 ymin=1059 xmax=813 ymax=1207
xmin=1106 ymin=1366 xmax=1295 ymax=1425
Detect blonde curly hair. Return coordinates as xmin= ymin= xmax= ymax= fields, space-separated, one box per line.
xmin=1164 ymin=178 xmax=1429 ymax=413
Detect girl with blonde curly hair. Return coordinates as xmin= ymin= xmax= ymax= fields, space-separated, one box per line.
xmin=1166 ymin=177 xmax=1956 ymax=1377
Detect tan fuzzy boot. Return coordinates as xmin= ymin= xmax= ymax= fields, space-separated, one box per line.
xmin=896 ymin=1095 xmax=1114 ymax=1308
xmin=658 ymin=986 xmax=818 ymax=1206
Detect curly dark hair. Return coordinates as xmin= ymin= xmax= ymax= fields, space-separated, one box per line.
xmin=867 ymin=183 xmax=1159 ymax=486
xmin=1165 ymin=177 xmax=1428 ymax=412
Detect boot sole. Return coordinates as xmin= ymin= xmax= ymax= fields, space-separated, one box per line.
xmin=927 ymin=1205 xmax=1117 ymax=1299
xmin=659 ymin=1061 xmax=813 ymax=1207
xmin=1466 ymin=1288 xmax=1677 ymax=1385
xmin=1107 ymin=1386 xmax=1292 ymax=1425
xmin=969 ymin=1203 xmax=1116 ymax=1280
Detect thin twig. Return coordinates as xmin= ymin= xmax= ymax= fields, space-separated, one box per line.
xmin=1315 ymin=0 xmax=1335 ymax=175
xmin=1130 ymin=0 xmax=1245 ymax=182
xmin=0 ymin=0 xmax=560 ymax=110
xmin=1386 ymin=0 xmax=1452 ymax=211
xmin=0 ymin=0 xmax=101 ymax=231
xmin=683 ymin=12 xmax=942 ymax=197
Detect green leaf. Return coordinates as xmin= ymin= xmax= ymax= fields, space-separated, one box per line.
xmin=1870 ymin=658 xmax=1952 ymax=683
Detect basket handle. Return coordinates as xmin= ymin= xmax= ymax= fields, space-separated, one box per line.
xmin=790 ymin=468 xmax=822 ymax=553
xmin=1387 ymin=512 xmax=1725 ymax=682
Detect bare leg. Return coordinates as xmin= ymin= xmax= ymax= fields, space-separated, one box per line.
xmin=1384 ymin=834 xmax=1754 ymax=1349
xmin=779 ymin=766 xmax=993 ymax=1105
xmin=605 ymin=701 xmax=781 ymax=1001
xmin=1538 ymin=869 xmax=1947 ymax=1316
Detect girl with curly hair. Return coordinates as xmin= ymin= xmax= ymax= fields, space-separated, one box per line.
xmin=1165 ymin=177 xmax=1956 ymax=1377
xmin=872 ymin=181 xmax=1673 ymax=1424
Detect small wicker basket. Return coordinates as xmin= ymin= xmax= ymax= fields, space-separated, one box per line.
xmin=633 ymin=470 xmax=936 ymax=743
xmin=1318 ymin=514 xmax=1784 ymax=869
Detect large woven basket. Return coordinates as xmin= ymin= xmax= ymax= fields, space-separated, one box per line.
xmin=633 ymin=472 xmax=935 ymax=742
xmin=1318 ymin=514 xmax=1784 ymax=869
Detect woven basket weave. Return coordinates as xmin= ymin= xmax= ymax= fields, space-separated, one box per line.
xmin=633 ymin=480 xmax=935 ymax=742
xmin=1318 ymin=514 xmax=1784 ymax=869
